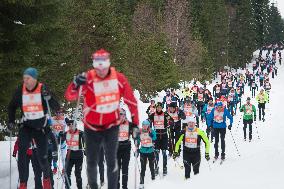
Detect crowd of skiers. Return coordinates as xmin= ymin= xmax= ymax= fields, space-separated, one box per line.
xmin=5 ymin=46 xmax=281 ymax=189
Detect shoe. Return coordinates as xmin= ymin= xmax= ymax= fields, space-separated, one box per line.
xmin=155 ymin=166 xmax=159 ymax=176
xmin=244 ymin=138 xmax=246 ymax=141
xmin=221 ymin=155 xmax=225 ymax=160
xmin=139 ymin=184 xmax=144 ymax=189
xmin=100 ymin=180 xmax=105 ymax=186
xmin=151 ymin=176 xmax=155 ymax=180
xmin=43 ymin=178 xmax=51 ymax=189
xmin=19 ymin=183 xmax=27 ymax=189
xmin=163 ymin=167 xmax=167 ymax=176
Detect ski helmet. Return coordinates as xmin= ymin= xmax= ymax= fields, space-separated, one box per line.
xmin=142 ymin=120 xmax=151 ymax=127
xmin=216 ymin=102 xmax=223 ymax=107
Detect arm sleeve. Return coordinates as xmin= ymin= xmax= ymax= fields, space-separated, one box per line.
xmin=42 ymin=84 xmax=60 ymax=113
xmin=175 ymin=133 xmax=184 ymax=153
xmin=151 ymin=129 xmax=157 ymax=141
xmin=8 ymin=87 xmax=22 ymax=123
xmin=226 ymin=109 xmax=233 ymax=125
xmin=119 ymin=73 xmax=139 ymax=125
xmin=13 ymin=138 xmax=19 ymax=155
xmin=178 ymin=110 xmax=186 ymax=120
xmin=198 ymin=129 xmax=210 ymax=154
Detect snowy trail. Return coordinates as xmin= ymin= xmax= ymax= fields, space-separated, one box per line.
xmin=1 ymin=51 xmax=284 ymax=189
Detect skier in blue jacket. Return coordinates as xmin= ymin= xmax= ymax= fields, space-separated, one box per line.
xmin=201 ymin=98 xmax=215 ymax=142
xmin=208 ymin=102 xmax=233 ymax=160
xmin=136 ymin=119 xmax=157 ymax=189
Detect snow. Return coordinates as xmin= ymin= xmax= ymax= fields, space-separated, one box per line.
xmin=0 ymin=50 xmax=283 ymax=189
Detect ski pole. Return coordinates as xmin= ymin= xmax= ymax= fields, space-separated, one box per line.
xmin=254 ymin=122 xmax=261 ymax=139
xmin=229 ymin=130 xmax=241 ymax=157
xmin=73 ymin=79 xmax=84 ymax=128
xmin=9 ymin=130 xmax=12 ymax=189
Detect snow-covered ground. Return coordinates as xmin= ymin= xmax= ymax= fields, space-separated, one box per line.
xmin=0 ymin=50 xmax=283 ymax=189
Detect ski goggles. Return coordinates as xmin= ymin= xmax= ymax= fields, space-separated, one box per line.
xmin=92 ymin=58 xmax=110 ymax=69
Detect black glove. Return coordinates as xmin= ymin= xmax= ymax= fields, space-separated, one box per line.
xmin=134 ymin=149 xmax=139 ymax=158
xmin=173 ymin=152 xmax=179 ymax=160
xmin=12 ymin=152 xmax=17 ymax=158
xmin=205 ymin=153 xmax=210 ymax=161
xmin=74 ymin=74 xmax=86 ymax=88
xmin=42 ymin=86 xmax=51 ymax=100
xmin=254 ymin=117 xmax=256 ymax=121
xmin=228 ymin=125 xmax=232 ymax=130
xmin=7 ymin=123 xmax=14 ymax=133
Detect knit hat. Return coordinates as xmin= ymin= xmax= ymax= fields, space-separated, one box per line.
xmin=23 ymin=67 xmax=38 ymax=79
xmin=142 ymin=119 xmax=151 ymax=126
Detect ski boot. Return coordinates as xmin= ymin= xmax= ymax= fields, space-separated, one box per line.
xmin=163 ymin=167 xmax=167 ymax=176
xmin=19 ymin=183 xmax=27 ymax=189
xmin=155 ymin=166 xmax=159 ymax=176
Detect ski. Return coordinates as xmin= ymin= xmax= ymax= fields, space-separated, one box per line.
xmin=220 ymin=159 xmax=225 ymax=165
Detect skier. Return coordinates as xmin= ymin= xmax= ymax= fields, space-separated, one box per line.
xmin=236 ymin=86 xmax=243 ymax=108
xmin=174 ymin=115 xmax=210 ymax=179
xmin=227 ymin=88 xmax=238 ymax=116
xmin=220 ymin=80 xmax=229 ymax=96
xmin=59 ymin=118 xmax=84 ymax=189
xmin=263 ymin=80 xmax=272 ymax=101
xmin=148 ymin=102 xmax=172 ymax=176
xmin=195 ymin=87 xmax=206 ymax=116
xmin=117 ymin=108 xmax=138 ymax=189
xmin=182 ymin=97 xmax=199 ymax=127
xmin=208 ymin=102 xmax=233 ymax=160
xmin=146 ymin=99 xmax=156 ymax=117
xmin=8 ymin=67 xmax=60 ymax=189
xmin=65 ymin=49 xmax=139 ymax=189
xmin=250 ymin=80 xmax=258 ymax=98
xmin=259 ymin=71 xmax=264 ymax=87
xmin=191 ymin=83 xmax=199 ymax=101
xmin=167 ymin=102 xmax=186 ymax=157
xmin=162 ymin=90 xmax=172 ymax=110
xmin=240 ymin=97 xmax=257 ymax=142
xmin=137 ymin=120 xmax=156 ymax=189
xmin=202 ymin=98 xmax=215 ymax=142
xmin=256 ymin=88 xmax=269 ymax=121
xmin=51 ymin=110 xmax=67 ymax=171
xmin=213 ymin=82 xmax=221 ymax=99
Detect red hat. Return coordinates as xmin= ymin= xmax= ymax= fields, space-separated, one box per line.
xmin=92 ymin=49 xmax=110 ymax=60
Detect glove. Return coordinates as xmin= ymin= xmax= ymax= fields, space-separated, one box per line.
xmin=73 ymin=74 xmax=86 ymax=88
xmin=12 ymin=152 xmax=17 ymax=158
xmin=205 ymin=153 xmax=210 ymax=161
xmin=173 ymin=152 xmax=179 ymax=160
xmin=7 ymin=123 xmax=14 ymax=133
xmin=134 ymin=149 xmax=140 ymax=158
xmin=228 ymin=125 xmax=232 ymax=130
xmin=52 ymin=167 xmax=58 ymax=175
xmin=42 ymin=86 xmax=51 ymax=100
xmin=254 ymin=117 xmax=256 ymax=121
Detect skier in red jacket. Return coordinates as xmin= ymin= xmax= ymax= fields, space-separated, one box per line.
xmin=65 ymin=49 xmax=139 ymax=189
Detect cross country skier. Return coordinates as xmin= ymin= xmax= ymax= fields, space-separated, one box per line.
xmin=256 ymin=88 xmax=269 ymax=121
xmin=174 ymin=115 xmax=210 ymax=179
xmin=65 ymin=49 xmax=139 ymax=189
xmin=213 ymin=82 xmax=221 ymax=99
xmin=182 ymin=97 xmax=199 ymax=128
xmin=208 ymin=102 xmax=233 ymax=160
xmin=167 ymin=102 xmax=186 ymax=157
xmin=8 ymin=67 xmax=60 ymax=189
xmin=263 ymin=80 xmax=272 ymax=101
xmin=202 ymin=98 xmax=215 ymax=142
xmin=195 ymin=87 xmax=206 ymax=116
xmin=51 ymin=110 xmax=67 ymax=172
xmin=146 ymin=99 xmax=156 ymax=117
xmin=137 ymin=120 xmax=157 ymax=189
xmin=117 ymin=108 xmax=138 ymax=189
xmin=240 ymin=97 xmax=257 ymax=142
xmin=148 ymin=102 xmax=172 ymax=176
xmin=227 ymin=88 xmax=238 ymax=116
xmin=250 ymin=80 xmax=258 ymax=98
xmin=59 ymin=118 xmax=84 ymax=189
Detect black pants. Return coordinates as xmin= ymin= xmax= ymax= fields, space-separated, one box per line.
xmin=65 ymin=157 xmax=83 ymax=189
xmin=183 ymin=151 xmax=200 ymax=179
xmin=258 ymin=103 xmax=265 ymax=120
xmin=251 ymin=88 xmax=256 ymax=98
xmin=206 ymin=127 xmax=214 ymax=142
xmin=18 ymin=127 xmax=50 ymax=183
xmin=117 ymin=144 xmax=131 ymax=189
xmin=243 ymin=119 xmax=253 ymax=140
xmin=30 ymin=151 xmax=43 ymax=189
xmin=168 ymin=124 xmax=181 ymax=155
xmin=47 ymin=151 xmax=55 ymax=189
xmin=214 ymin=128 xmax=226 ymax=157
xmin=98 ymin=147 xmax=105 ymax=184
xmin=85 ymin=126 xmax=119 ymax=189
xmin=196 ymin=103 xmax=204 ymax=116
xmin=154 ymin=133 xmax=167 ymax=171
xmin=260 ymin=79 xmax=264 ymax=87
xmin=140 ymin=152 xmax=155 ymax=184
